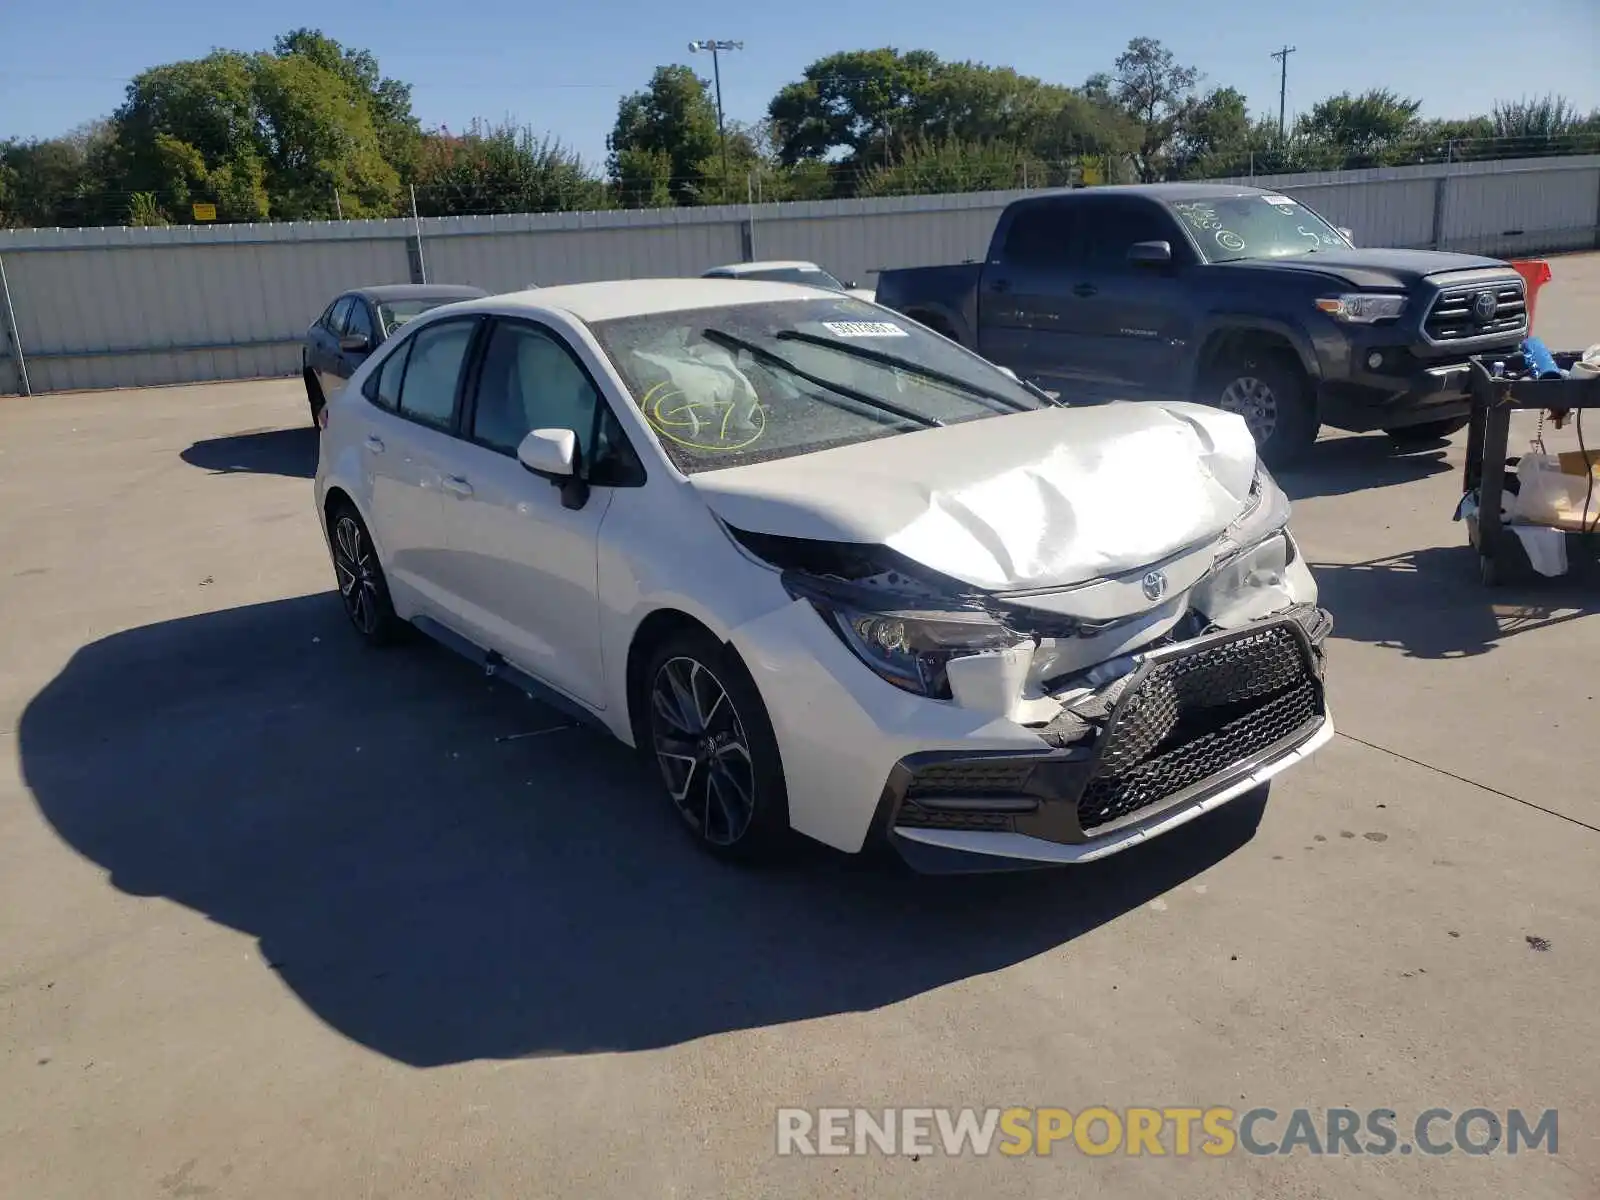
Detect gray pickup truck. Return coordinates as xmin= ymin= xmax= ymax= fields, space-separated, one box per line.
xmin=873 ymin=183 xmax=1530 ymax=466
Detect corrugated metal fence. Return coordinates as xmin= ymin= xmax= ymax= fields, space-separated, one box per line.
xmin=1 ymin=154 xmax=1597 ymax=395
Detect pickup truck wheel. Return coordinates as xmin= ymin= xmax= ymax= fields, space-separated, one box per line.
xmin=1384 ymin=416 xmax=1469 ymax=446
xmin=1203 ymin=354 xmax=1317 ymax=469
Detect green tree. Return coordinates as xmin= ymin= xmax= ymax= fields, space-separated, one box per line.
xmin=272 ymin=29 xmax=420 ymax=175
xmin=767 ymin=48 xmax=943 ymax=167
xmin=412 ymin=120 xmax=606 ymax=215
xmin=607 ymin=65 xmax=722 ymax=205
xmin=1110 ymin=37 xmax=1200 ymax=182
xmin=106 ymin=40 xmax=404 ymax=221
xmin=1296 ymin=89 xmax=1422 ymax=164
xmin=1171 ymin=86 xmax=1252 ymax=178
xmin=0 ymin=123 xmax=117 ymax=226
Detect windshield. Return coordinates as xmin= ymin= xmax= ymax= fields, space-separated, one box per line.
xmin=587 ymin=296 xmax=1052 ymax=475
xmin=377 ymin=298 xmax=457 ymax=337
xmin=734 ymin=267 xmax=846 ymax=290
xmin=1170 ymin=194 xmax=1350 ymax=263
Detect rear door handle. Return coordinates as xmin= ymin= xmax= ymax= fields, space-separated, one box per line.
xmin=442 ymin=475 xmax=474 ymax=499
xmin=364 ymin=435 xmax=385 ymax=454
xmin=1072 ymin=283 xmax=1098 ymax=298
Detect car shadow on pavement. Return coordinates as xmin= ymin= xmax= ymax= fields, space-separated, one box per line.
xmin=19 ymin=593 xmax=1266 ymax=1068
xmin=1312 ymin=545 xmax=1599 ymax=659
xmin=181 ymin=427 xmax=317 ymax=479
xmin=1277 ymin=435 xmax=1454 ymax=501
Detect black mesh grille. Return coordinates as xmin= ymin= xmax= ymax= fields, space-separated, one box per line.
xmin=1078 ymin=624 xmax=1317 ymax=831
xmin=906 ymin=760 xmax=1036 ymax=796
xmin=1079 ymin=682 xmax=1320 ymax=830
xmin=1424 ymin=279 xmax=1527 ymax=342
xmin=896 ymin=806 xmax=1016 ymax=832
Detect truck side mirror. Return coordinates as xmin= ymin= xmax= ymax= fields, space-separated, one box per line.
xmin=1127 ymin=241 xmax=1173 ymax=267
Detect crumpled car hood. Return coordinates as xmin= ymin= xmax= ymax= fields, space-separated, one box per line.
xmin=690 ymin=402 xmax=1259 ymax=590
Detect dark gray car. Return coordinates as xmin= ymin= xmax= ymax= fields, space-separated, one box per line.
xmin=302 ymin=284 xmax=487 ymax=424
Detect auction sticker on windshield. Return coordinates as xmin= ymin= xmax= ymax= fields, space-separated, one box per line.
xmin=821 ymin=321 xmax=909 ymax=338
xmin=1263 ymin=194 xmax=1296 ymax=206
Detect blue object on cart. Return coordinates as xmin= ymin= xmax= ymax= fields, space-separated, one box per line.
xmin=1520 ymin=336 xmax=1563 ymax=379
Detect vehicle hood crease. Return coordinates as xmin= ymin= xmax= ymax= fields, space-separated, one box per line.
xmin=689 ymin=403 xmax=1259 ymax=591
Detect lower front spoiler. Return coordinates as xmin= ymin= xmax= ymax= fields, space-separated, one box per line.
xmin=888 ymin=716 xmax=1334 ymax=874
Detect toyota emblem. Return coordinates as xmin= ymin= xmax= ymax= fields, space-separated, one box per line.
xmin=1141 ymin=570 xmax=1168 ymax=602
xmin=1471 ymin=291 xmax=1498 ymax=323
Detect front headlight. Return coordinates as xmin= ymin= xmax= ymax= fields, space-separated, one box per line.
xmin=804 ymin=598 xmax=1027 ymax=699
xmin=1217 ymin=467 xmax=1293 ymax=564
xmin=1315 ymin=293 xmax=1407 ymax=324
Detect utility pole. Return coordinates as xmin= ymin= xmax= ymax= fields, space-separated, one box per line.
xmin=1270 ymin=45 xmax=1297 ymax=143
xmin=688 ymin=39 xmax=743 ymax=202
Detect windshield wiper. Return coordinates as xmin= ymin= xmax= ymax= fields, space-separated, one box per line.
xmin=700 ymin=329 xmax=942 ymax=430
xmin=775 ymin=329 xmax=1048 ymax=411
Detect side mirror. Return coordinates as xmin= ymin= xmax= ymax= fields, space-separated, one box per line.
xmin=339 ymin=333 xmax=371 ymax=354
xmin=1337 ymin=227 xmax=1355 ymax=246
xmin=1127 ymin=240 xmax=1173 ymax=266
xmin=517 ymin=428 xmax=576 ymax=478
xmin=517 ymin=428 xmax=590 ymax=509
xmin=844 ymin=280 xmax=858 ymax=290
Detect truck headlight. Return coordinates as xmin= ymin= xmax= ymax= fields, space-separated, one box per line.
xmin=803 ymin=598 xmax=1027 ymax=699
xmin=1315 ymin=293 xmax=1407 ymax=324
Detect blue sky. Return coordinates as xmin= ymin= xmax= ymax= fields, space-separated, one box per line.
xmin=3 ymin=0 xmax=1598 ymax=166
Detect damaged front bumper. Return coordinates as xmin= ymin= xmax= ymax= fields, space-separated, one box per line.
xmin=876 ymin=605 xmax=1334 ymax=872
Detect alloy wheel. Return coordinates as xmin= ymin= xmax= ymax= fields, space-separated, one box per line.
xmin=649 ymin=656 xmax=756 ymax=846
xmin=332 ymin=515 xmax=380 ymax=635
xmin=1219 ymin=375 xmax=1279 ymax=443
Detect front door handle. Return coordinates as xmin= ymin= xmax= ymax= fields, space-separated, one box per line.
xmin=988 ymin=277 xmax=1012 ymax=294
xmin=364 ymin=435 xmax=386 ymax=454
xmin=1072 ymin=283 xmax=1097 ymax=298
xmin=442 ymin=475 xmax=474 ymax=499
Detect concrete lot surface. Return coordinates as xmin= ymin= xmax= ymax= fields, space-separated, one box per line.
xmin=2 ymin=255 xmax=1598 ymax=1198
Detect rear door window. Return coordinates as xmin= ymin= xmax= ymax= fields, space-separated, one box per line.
xmin=395 ymin=318 xmax=478 ymax=432
xmin=999 ymin=200 xmax=1079 ymax=268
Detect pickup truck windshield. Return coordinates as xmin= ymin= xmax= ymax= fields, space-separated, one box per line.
xmin=1170 ymin=194 xmax=1349 ymax=263
xmin=588 ymin=297 xmax=1048 ymax=474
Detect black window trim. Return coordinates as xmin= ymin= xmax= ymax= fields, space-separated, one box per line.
xmin=360 ymin=331 xmax=413 ymax=413
xmin=458 ymin=314 xmax=648 ymax=489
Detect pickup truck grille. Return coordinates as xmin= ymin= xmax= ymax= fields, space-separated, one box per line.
xmin=1423 ymin=278 xmax=1527 ymax=343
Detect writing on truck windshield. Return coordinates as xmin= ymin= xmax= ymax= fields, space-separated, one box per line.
xmin=587 ymin=297 xmax=1050 ymax=475
xmin=1171 ymin=195 xmax=1349 ymax=263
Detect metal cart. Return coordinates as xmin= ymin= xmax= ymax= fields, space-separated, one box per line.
xmin=1460 ymin=353 xmax=1600 ymax=586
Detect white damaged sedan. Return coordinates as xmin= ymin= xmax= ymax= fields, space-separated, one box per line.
xmin=314 ymin=279 xmax=1333 ymax=871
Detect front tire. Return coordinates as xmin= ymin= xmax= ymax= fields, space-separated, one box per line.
xmin=304 ymin=365 xmax=326 ymax=428
xmin=640 ymin=628 xmax=792 ymax=863
xmin=327 ymin=502 xmax=405 ymax=645
xmin=1202 ymin=352 xmax=1318 ymax=469
xmin=1384 ymin=416 xmax=1469 ymax=446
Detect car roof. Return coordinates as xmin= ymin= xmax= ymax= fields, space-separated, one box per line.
xmin=703 ymin=261 xmax=827 ymax=276
xmin=448 ymin=278 xmax=840 ymax=323
xmin=348 ymin=283 xmax=489 ymax=303
xmin=1023 ymin=183 xmax=1272 ymax=203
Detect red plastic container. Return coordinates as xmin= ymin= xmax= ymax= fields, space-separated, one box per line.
xmin=1510 ymin=260 xmax=1552 ymax=333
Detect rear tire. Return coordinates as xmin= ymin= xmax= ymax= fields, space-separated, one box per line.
xmin=638 ymin=627 xmax=792 ymax=864
xmin=304 ymin=365 xmax=326 ymax=427
xmin=1201 ymin=352 xmax=1318 ymax=469
xmin=1384 ymin=416 xmax=1469 ymax=446
xmin=327 ymin=501 xmax=405 ymax=646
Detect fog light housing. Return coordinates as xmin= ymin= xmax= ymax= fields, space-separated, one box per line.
xmin=1367 ymin=351 xmax=1384 ymax=370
